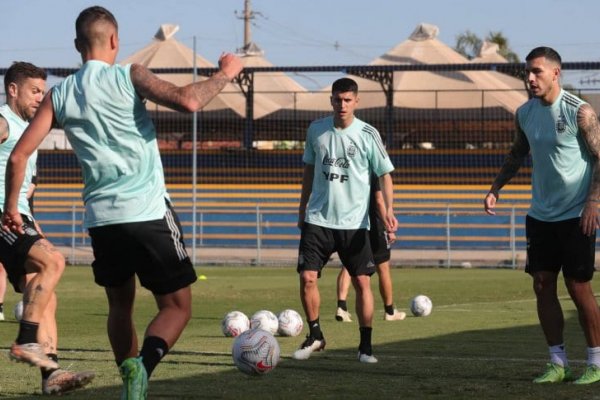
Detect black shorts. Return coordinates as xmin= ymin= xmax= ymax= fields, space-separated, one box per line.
xmin=0 ymin=214 xmax=43 ymax=293
xmin=525 ymin=215 xmax=596 ymax=281
xmin=88 ymin=203 xmax=197 ymax=295
xmin=297 ymin=223 xmax=376 ymax=277
xmin=369 ymin=213 xmax=391 ymax=264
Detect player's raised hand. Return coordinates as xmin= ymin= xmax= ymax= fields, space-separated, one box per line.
xmin=218 ymin=52 xmax=243 ymax=81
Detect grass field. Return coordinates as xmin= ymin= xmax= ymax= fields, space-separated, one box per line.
xmin=1 ymin=266 xmax=600 ymax=399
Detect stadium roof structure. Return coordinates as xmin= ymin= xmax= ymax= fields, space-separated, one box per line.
xmin=291 ymin=23 xmax=528 ymax=113
xmin=120 ymin=24 xmax=283 ymax=119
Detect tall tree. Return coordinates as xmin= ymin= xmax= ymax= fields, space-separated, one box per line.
xmin=454 ymin=30 xmax=520 ymax=63
xmin=455 ymin=30 xmax=482 ymax=60
xmin=486 ymin=31 xmax=520 ymax=63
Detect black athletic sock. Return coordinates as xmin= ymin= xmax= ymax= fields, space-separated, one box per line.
xmin=0 ymin=303 xmax=4 ymax=313
xmin=139 ymin=336 xmax=169 ymax=378
xmin=359 ymin=327 xmax=373 ymax=355
xmin=337 ymin=300 xmax=348 ymax=311
xmin=308 ymin=318 xmax=323 ymax=340
xmin=41 ymin=354 xmax=59 ymax=379
xmin=384 ymin=304 xmax=395 ymax=315
xmin=16 ymin=320 xmax=39 ymax=344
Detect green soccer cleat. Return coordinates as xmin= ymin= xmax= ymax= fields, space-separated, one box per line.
xmin=533 ymin=363 xmax=573 ymax=383
xmin=574 ymin=364 xmax=600 ymax=385
xmin=119 ymin=357 xmax=148 ymax=400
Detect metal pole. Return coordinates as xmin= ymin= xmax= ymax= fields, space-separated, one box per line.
xmin=510 ymin=206 xmax=516 ymax=268
xmin=71 ymin=203 xmax=76 ymax=265
xmin=191 ymin=36 xmax=198 ymax=265
xmin=446 ymin=205 xmax=451 ymax=268
xmin=199 ymin=211 xmax=204 ymax=246
xmin=256 ymin=204 xmax=262 ymax=265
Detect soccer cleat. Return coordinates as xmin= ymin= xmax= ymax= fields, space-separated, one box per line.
xmin=384 ymin=309 xmax=406 ymax=321
xmin=358 ymin=352 xmax=378 ymax=363
xmin=0 ymin=310 xmax=4 ymax=321
xmin=42 ymin=368 xmax=95 ymax=395
xmin=292 ymin=335 xmax=326 ymax=360
xmin=532 ymin=362 xmax=572 ymax=383
xmin=8 ymin=342 xmax=59 ymax=370
xmin=119 ymin=357 xmax=148 ymax=400
xmin=335 ymin=307 xmax=352 ymax=322
xmin=574 ymin=364 xmax=600 ymax=385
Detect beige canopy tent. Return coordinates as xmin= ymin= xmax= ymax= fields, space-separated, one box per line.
xmin=472 ymin=41 xmax=509 ymax=63
xmin=120 ymin=24 xmax=284 ymax=119
xmin=238 ymin=42 xmax=307 ymax=117
xmin=293 ymin=23 xmax=527 ymax=112
xmin=120 ymin=24 xmax=245 ymax=117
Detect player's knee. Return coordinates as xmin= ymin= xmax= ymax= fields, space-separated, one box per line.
xmin=44 ymin=251 xmax=66 ymax=277
xmin=300 ymin=271 xmax=318 ymax=287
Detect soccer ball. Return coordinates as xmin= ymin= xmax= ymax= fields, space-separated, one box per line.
xmin=14 ymin=301 xmax=23 ymax=321
xmin=410 ymin=295 xmax=433 ymax=317
xmin=221 ymin=311 xmax=250 ymax=337
xmin=277 ymin=309 xmax=304 ymax=337
xmin=232 ymin=328 xmax=280 ymax=375
xmin=250 ymin=310 xmax=279 ymax=335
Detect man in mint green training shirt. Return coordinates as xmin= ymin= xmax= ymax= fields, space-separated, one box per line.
xmin=2 ymin=6 xmax=242 ymax=399
xmin=485 ymin=46 xmax=600 ymax=385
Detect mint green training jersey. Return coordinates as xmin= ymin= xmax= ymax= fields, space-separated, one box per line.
xmin=517 ymin=89 xmax=590 ymax=222
xmin=0 ymin=104 xmax=37 ymax=218
xmin=52 ymin=61 xmax=167 ymax=228
xmin=303 ymin=116 xmax=394 ymax=229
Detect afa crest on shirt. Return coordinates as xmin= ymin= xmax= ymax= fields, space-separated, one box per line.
xmin=347 ymin=143 xmax=357 ymax=158
xmin=556 ymin=114 xmax=566 ymax=134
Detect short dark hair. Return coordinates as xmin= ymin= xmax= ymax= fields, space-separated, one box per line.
xmin=332 ymin=78 xmax=358 ymax=95
xmin=75 ymin=6 xmax=118 ymax=49
xmin=526 ymin=46 xmax=562 ymax=66
xmin=4 ymin=61 xmax=47 ymax=94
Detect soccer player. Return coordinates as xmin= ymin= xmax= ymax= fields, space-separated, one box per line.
xmin=294 ymin=77 xmax=396 ymax=363
xmin=2 ymin=7 xmax=243 ymax=400
xmin=335 ymin=176 xmax=405 ymax=322
xmin=484 ymin=46 xmax=600 ymax=385
xmin=0 ymin=61 xmax=95 ymax=394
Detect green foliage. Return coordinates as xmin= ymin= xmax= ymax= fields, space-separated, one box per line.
xmin=455 ymin=30 xmax=520 ymax=63
xmin=0 ymin=266 xmax=598 ymax=399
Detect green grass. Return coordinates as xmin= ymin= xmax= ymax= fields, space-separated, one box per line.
xmin=1 ymin=266 xmax=600 ymax=399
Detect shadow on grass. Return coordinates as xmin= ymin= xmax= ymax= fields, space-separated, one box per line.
xmin=5 ymin=310 xmax=600 ymax=400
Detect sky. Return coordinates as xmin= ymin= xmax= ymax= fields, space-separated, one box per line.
xmin=1 ymin=0 xmax=600 ymax=89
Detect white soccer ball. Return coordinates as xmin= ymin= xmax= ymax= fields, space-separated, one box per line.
xmin=14 ymin=301 xmax=23 ymax=321
xmin=232 ymin=328 xmax=280 ymax=375
xmin=250 ymin=310 xmax=279 ymax=335
xmin=277 ymin=309 xmax=304 ymax=337
xmin=410 ymin=295 xmax=433 ymax=317
xmin=221 ymin=311 xmax=250 ymax=337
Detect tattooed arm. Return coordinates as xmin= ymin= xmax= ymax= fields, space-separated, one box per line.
xmin=484 ymin=116 xmax=530 ymax=215
xmin=578 ymin=103 xmax=600 ymax=236
xmin=130 ymin=52 xmax=243 ymax=113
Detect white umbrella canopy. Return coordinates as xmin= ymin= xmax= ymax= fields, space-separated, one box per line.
xmin=472 ymin=41 xmax=508 ymax=63
xmin=237 ymin=42 xmax=307 ymax=118
xmin=293 ymin=23 xmax=527 ymax=112
xmin=120 ymin=24 xmax=279 ymax=118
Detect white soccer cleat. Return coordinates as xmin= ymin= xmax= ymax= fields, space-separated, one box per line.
xmin=358 ymin=352 xmax=378 ymax=364
xmin=42 ymin=369 xmax=95 ymax=395
xmin=292 ymin=335 xmax=326 ymax=360
xmin=335 ymin=307 xmax=352 ymax=322
xmin=0 ymin=310 xmax=4 ymax=321
xmin=9 ymin=342 xmax=59 ymax=370
xmin=384 ymin=309 xmax=406 ymax=321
